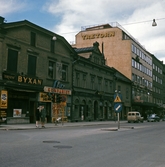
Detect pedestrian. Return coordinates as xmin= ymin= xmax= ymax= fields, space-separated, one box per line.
xmin=40 ymin=106 xmax=46 ymax=128
xmin=35 ymin=107 xmax=41 ymax=128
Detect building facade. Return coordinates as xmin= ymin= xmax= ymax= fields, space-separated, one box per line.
xmin=0 ymin=17 xmax=76 ymax=124
xmin=73 ymin=42 xmax=132 ymax=121
xmin=152 ymin=55 xmax=164 ymax=116
xmin=72 ymin=23 xmax=164 ymax=118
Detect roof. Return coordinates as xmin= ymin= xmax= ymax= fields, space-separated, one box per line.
xmin=0 ymin=18 xmax=77 ymax=56
xmin=74 ymin=47 xmax=94 ymax=53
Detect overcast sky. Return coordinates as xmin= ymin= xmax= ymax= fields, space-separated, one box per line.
xmin=1 ymin=0 xmax=165 ymax=62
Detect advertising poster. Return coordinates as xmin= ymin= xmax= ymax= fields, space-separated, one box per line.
xmin=13 ymin=109 xmax=22 ymax=117
xmin=39 ymin=92 xmax=51 ymax=102
xmin=0 ymin=90 xmax=8 ymax=109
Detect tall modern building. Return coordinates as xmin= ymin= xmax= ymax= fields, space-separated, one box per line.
xmin=72 ymin=23 xmax=162 ymax=117
xmin=152 ymin=55 xmax=164 ymax=116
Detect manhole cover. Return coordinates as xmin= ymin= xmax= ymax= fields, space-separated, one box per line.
xmin=43 ymin=141 xmax=60 ymax=143
xmin=53 ymin=145 xmax=72 ymax=149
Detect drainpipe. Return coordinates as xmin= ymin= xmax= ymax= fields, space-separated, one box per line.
xmin=71 ymin=56 xmax=80 ymax=121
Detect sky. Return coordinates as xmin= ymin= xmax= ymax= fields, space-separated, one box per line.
xmin=0 ymin=0 xmax=165 ymax=62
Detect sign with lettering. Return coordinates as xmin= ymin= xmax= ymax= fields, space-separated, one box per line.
xmin=44 ymin=86 xmax=71 ymax=95
xmin=39 ymin=92 xmax=51 ymax=102
xmin=17 ymin=76 xmax=42 ymax=85
xmin=0 ymin=110 xmax=7 ymax=119
xmin=82 ymin=31 xmax=115 ymax=40
xmin=2 ymin=72 xmax=43 ymax=85
xmin=0 ymin=90 xmax=8 ymax=109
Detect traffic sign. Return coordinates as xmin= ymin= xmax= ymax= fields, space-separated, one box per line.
xmin=114 ymin=95 xmax=121 ymax=102
xmin=114 ymin=103 xmax=122 ymax=113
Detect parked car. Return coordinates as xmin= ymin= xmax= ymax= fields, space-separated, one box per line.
xmin=147 ymin=114 xmax=160 ymax=122
xmin=162 ymin=116 xmax=165 ymax=121
xmin=127 ymin=111 xmax=144 ymax=123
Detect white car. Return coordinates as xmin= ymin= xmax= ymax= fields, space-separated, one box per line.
xmin=127 ymin=111 xmax=144 ymax=123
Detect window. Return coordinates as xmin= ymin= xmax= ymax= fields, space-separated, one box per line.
xmin=153 ymin=63 xmax=155 ymax=69
xmin=104 ymin=80 xmax=108 ymax=92
xmin=137 ymin=62 xmax=139 ymax=70
xmin=76 ymin=72 xmax=80 ymax=87
xmin=98 ymin=77 xmax=102 ymax=90
xmin=48 ymin=61 xmax=54 ymax=78
xmin=91 ymin=76 xmax=95 ymax=89
xmin=7 ymin=49 xmax=18 ymax=72
xmin=62 ymin=64 xmax=68 ymax=81
xmin=126 ymin=87 xmax=129 ymax=99
xmin=134 ymin=61 xmax=137 ymax=68
xmin=31 ymin=32 xmax=36 ymax=47
xmin=118 ymin=85 xmax=121 ymax=92
xmin=139 ymin=50 xmax=142 ymax=58
xmin=137 ymin=76 xmax=140 ymax=83
xmin=137 ymin=48 xmax=139 ymax=56
xmin=142 ymin=52 xmax=144 ymax=59
xmin=140 ymin=64 xmax=142 ymax=71
xmin=83 ymin=74 xmax=86 ymax=88
xmin=134 ymin=46 xmax=137 ymax=54
xmin=132 ymin=44 xmax=134 ymax=52
xmin=132 ymin=59 xmax=135 ymax=67
xmin=132 ymin=73 xmax=134 ymax=81
xmin=28 ymin=55 xmax=36 ymax=76
xmin=109 ymin=81 xmax=112 ymax=92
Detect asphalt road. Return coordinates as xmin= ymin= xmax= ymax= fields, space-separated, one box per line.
xmin=0 ymin=121 xmax=165 ymax=167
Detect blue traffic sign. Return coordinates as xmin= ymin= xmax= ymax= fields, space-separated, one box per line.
xmin=114 ymin=103 xmax=122 ymax=113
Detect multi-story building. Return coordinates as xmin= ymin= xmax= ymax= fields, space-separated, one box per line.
xmin=0 ymin=17 xmax=131 ymax=124
xmin=162 ymin=64 xmax=165 ymax=115
xmin=0 ymin=16 xmax=75 ymax=124
xmin=73 ymin=42 xmax=132 ymax=121
xmin=152 ymin=55 xmax=164 ymax=116
xmin=72 ymin=23 xmax=164 ymax=117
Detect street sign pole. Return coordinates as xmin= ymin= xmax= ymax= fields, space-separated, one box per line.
xmin=114 ymin=92 xmax=122 ymax=130
xmin=117 ymin=113 xmax=120 ymax=129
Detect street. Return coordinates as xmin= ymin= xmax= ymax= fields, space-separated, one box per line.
xmin=0 ymin=121 xmax=165 ymax=167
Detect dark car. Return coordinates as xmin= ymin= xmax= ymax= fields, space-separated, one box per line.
xmin=162 ymin=116 xmax=165 ymax=121
xmin=147 ymin=114 xmax=160 ymax=122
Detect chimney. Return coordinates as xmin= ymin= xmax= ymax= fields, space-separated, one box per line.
xmin=102 ymin=42 xmax=104 ymax=54
xmin=0 ymin=16 xmax=5 ymax=24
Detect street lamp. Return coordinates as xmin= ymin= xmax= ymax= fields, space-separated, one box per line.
xmin=152 ymin=19 xmax=157 ymax=26
xmin=52 ymin=36 xmax=57 ymax=40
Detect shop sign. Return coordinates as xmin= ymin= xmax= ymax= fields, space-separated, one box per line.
xmin=39 ymin=92 xmax=51 ymax=102
xmin=82 ymin=31 xmax=115 ymax=40
xmin=44 ymin=86 xmax=71 ymax=95
xmin=17 ymin=76 xmax=42 ymax=85
xmin=0 ymin=90 xmax=8 ymax=109
xmin=0 ymin=111 xmax=7 ymax=120
xmin=3 ymin=72 xmax=43 ymax=85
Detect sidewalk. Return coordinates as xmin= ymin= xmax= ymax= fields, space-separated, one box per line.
xmin=0 ymin=121 xmax=127 ymax=130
